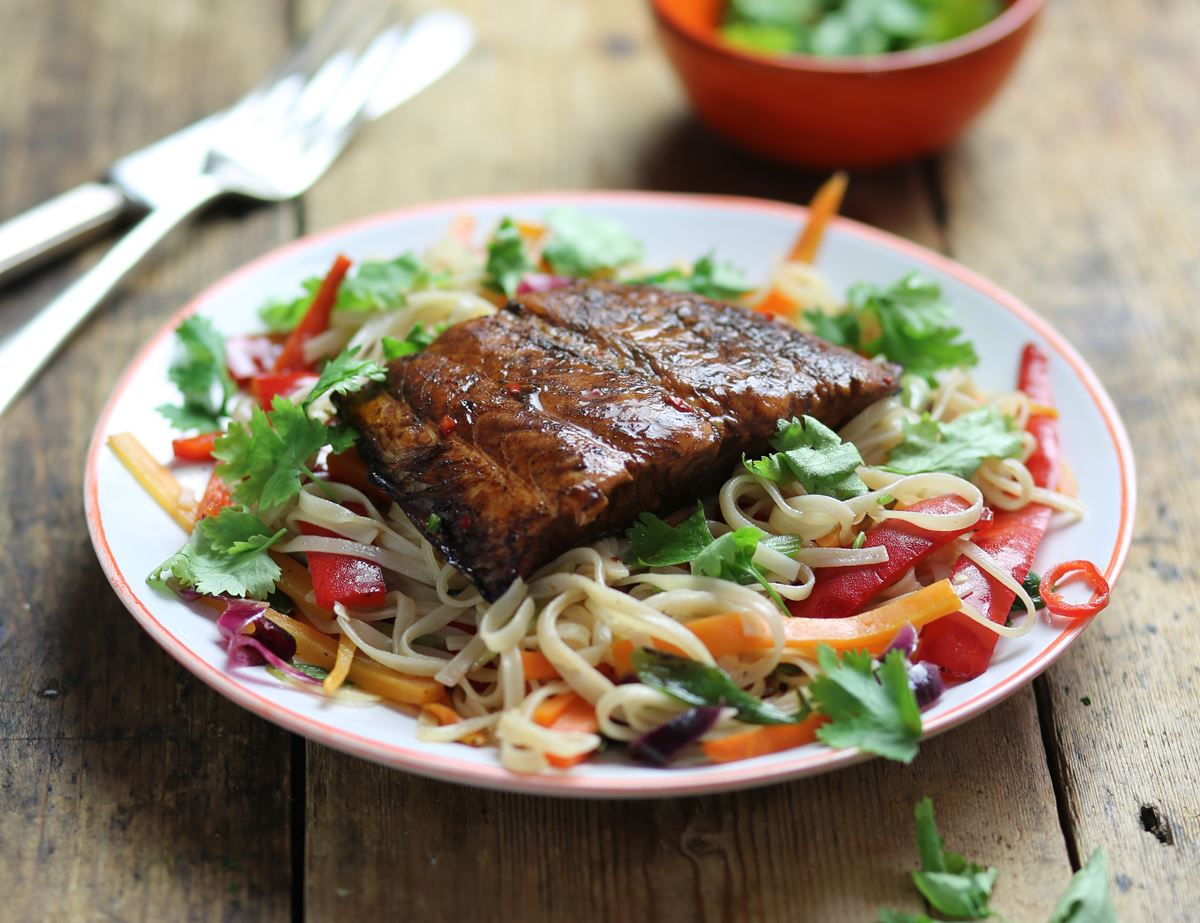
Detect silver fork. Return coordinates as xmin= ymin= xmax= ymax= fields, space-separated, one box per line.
xmin=0 ymin=0 xmax=406 ymax=418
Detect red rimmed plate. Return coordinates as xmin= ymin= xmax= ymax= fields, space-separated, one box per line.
xmin=85 ymin=192 xmax=1135 ymax=798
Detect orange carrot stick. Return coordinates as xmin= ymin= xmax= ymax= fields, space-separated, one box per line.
xmin=702 ymin=713 xmax=828 ymax=763
xmin=790 ymin=171 xmax=848 ymax=264
xmin=521 ymin=650 xmax=562 ymax=681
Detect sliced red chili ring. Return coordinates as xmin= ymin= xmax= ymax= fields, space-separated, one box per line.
xmin=1038 ymin=559 xmax=1110 ymax=619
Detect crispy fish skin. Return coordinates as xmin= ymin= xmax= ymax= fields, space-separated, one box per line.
xmin=337 ymin=283 xmax=899 ymax=600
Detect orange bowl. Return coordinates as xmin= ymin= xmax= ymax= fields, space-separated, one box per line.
xmin=650 ymin=0 xmax=1044 ymax=168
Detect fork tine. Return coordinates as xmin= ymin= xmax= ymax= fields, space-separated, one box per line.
xmin=220 ymin=0 xmax=384 ymax=133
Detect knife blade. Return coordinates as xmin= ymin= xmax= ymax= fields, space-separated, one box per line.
xmin=0 ymin=9 xmax=473 ymax=287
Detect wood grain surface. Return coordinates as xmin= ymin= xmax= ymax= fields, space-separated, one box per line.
xmin=0 ymin=0 xmax=1195 ymax=920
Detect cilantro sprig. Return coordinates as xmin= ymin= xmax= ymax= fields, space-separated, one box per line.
xmin=810 ymin=644 xmax=922 ymax=763
xmin=157 ymin=316 xmax=235 ymax=432
xmin=806 ymin=273 xmax=978 ymax=382
xmin=542 ymin=208 xmax=642 ymax=277
xmin=149 ymin=507 xmax=284 ymax=599
xmin=259 ymin=253 xmax=438 ymax=332
xmin=632 ymin=649 xmax=809 ymax=725
xmin=744 ymin=415 xmax=868 ymax=499
xmin=483 ymin=217 xmax=532 ymax=298
xmin=878 ymin=797 xmax=1116 ymax=922
xmin=883 ymin=406 xmax=1023 ymax=480
xmin=629 ymin=253 xmax=754 ymax=300
xmin=381 ymin=322 xmax=448 ymax=359
xmin=213 ymin=395 xmax=355 ymax=512
xmin=303 ymin=346 xmax=385 ymax=408
xmin=625 ymin=504 xmax=801 ymax=613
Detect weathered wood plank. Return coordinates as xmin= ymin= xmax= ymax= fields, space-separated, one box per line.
xmin=298 ymin=2 xmax=1070 ymax=920
xmin=940 ymin=0 xmax=1200 ymax=918
xmin=0 ymin=1 xmax=295 ymax=920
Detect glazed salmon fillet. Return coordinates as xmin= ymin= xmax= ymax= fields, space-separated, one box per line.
xmin=337 ymin=282 xmax=899 ymax=599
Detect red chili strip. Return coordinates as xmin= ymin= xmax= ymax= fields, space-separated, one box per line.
xmin=273 ymin=254 xmax=352 ymax=373
xmin=171 ymin=431 xmax=221 ymax=463
xmin=1039 ymin=560 xmax=1110 ymax=619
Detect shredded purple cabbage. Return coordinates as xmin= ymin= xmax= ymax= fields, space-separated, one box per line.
xmin=907 ymin=660 xmax=945 ymax=710
xmin=630 ymin=706 xmax=722 ymax=766
xmin=516 ymin=273 xmax=570 ymax=294
xmin=216 ymin=599 xmax=314 ymax=685
xmin=884 ymin=622 xmax=918 ymax=657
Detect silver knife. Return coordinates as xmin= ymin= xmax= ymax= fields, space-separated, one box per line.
xmin=0 ymin=10 xmax=473 ymax=287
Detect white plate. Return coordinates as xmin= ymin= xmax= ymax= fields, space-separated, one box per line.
xmin=85 ymin=192 xmax=1135 ymax=798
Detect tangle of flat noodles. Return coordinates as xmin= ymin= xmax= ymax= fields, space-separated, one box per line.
xmin=248 ymin=244 xmax=1087 ymax=772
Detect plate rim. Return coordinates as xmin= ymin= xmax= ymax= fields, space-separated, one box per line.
xmin=84 ymin=189 xmax=1136 ymax=798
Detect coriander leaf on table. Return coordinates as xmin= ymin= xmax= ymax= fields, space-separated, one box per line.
xmin=1048 ymin=849 xmax=1117 ymax=923
xmin=483 ymin=217 xmax=532 ymax=298
xmin=632 ymin=648 xmax=808 ymax=725
xmin=744 ymin=415 xmax=868 ymax=499
xmin=156 ymin=316 xmax=235 ymax=432
xmin=303 ymin=346 xmax=385 ymax=408
xmin=911 ymin=796 xmax=998 ymax=919
xmin=213 ymin=395 xmax=340 ymax=511
xmin=629 ymin=253 xmax=754 ymax=300
xmin=809 ymin=645 xmax=922 ymax=763
xmin=148 ymin=507 xmax=284 ymax=599
xmin=542 ymin=208 xmax=642 ymax=277
xmin=883 ymin=406 xmax=1023 ymax=479
xmin=381 ymin=322 xmax=447 ymax=359
xmin=806 ymin=272 xmax=978 ymax=382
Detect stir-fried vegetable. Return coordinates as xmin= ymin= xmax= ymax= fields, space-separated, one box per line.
xmin=274 ymin=254 xmax=352 ymax=373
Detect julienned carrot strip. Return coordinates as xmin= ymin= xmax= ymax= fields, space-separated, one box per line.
xmin=422 ymin=702 xmax=462 ymax=726
xmin=782 ymin=579 xmax=963 ymax=658
xmin=322 ymin=635 xmax=355 ymax=695
xmin=533 ymin=692 xmax=578 ymax=727
xmin=108 ymin=433 xmax=195 ymax=532
xmin=521 ymin=650 xmax=562 ymax=681
xmin=790 ymin=171 xmax=848 ymax=264
xmin=265 ymin=610 xmax=445 ymax=705
xmin=684 ymin=613 xmax=774 ymax=659
xmin=610 ymin=639 xmax=635 ymax=677
xmin=273 ymin=254 xmax=352 ymax=373
xmin=702 ymin=713 xmax=829 ymax=763
xmin=533 ymin=693 xmax=600 ymax=768
xmin=752 ymin=172 xmax=848 ymax=318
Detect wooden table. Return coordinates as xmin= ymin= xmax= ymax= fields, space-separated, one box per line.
xmin=1 ymin=1 xmax=1195 ymax=919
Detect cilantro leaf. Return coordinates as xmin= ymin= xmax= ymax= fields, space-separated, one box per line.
xmin=381 ymin=322 xmax=448 ymax=359
xmin=632 ymin=649 xmax=808 ymax=725
xmin=156 ymin=316 xmax=235 ymax=432
xmin=805 ymin=273 xmax=978 ymax=382
xmin=626 ymin=503 xmax=715 ymax=567
xmin=257 ymin=253 xmax=436 ymax=332
xmin=883 ymin=406 xmax=1023 ymax=479
xmin=810 ymin=645 xmax=922 ymax=763
xmin=745 ymin=416 xmax=868 ymax=499
xmin=483 ymin=217 xmax=532 ymax=298
xmin=213 ymin=396 xmax=338 ymax=511
xmin=148 ymin=507 xmax=284 ymax=599
xmin=1049 ymin=849 xmax=1116 ymax=923
xmin=629 ymin=253 xmax=754 ymax=300
xmin=910 ymin=796 xmax=998 ymax=919
xmin=542 ymin=208 xmax=642 ymax=277
xmin=303 ymin=346 xmax=385 ymax=408
xmin=876 ymin=912 xmax=944 ymax=923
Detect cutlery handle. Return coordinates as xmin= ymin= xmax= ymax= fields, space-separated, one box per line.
xmin=0 ymin=183 xmax=131 ymax=286
xmin=0 ymin=179 xmax=220 ymax=419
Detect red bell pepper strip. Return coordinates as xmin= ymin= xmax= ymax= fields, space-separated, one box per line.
xmin=914 ymin=344 xmax=1059 ymax=680
xmin=195 ymin=472 xmax=233 ymax=521
xmin=787 ymin=494 xmax=987 ymax=619
xmin=250 ymin=371 xmax=318 ymax=408
xmin=273 ymin=254 xmax=352 ymax=373
xmin=225 ymin=334 xmax=286 ymax=387
xmin=171 ymin=431 xmax=221 ymax=463
xmin=298 ymin=511 xmax=388 ymax=610
xmin=1039 ymin=560 xmax=1110 ymax=619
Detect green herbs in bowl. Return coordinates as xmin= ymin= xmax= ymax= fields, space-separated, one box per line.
xmin=720 ymin=0 xmax=1004 ymax=58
